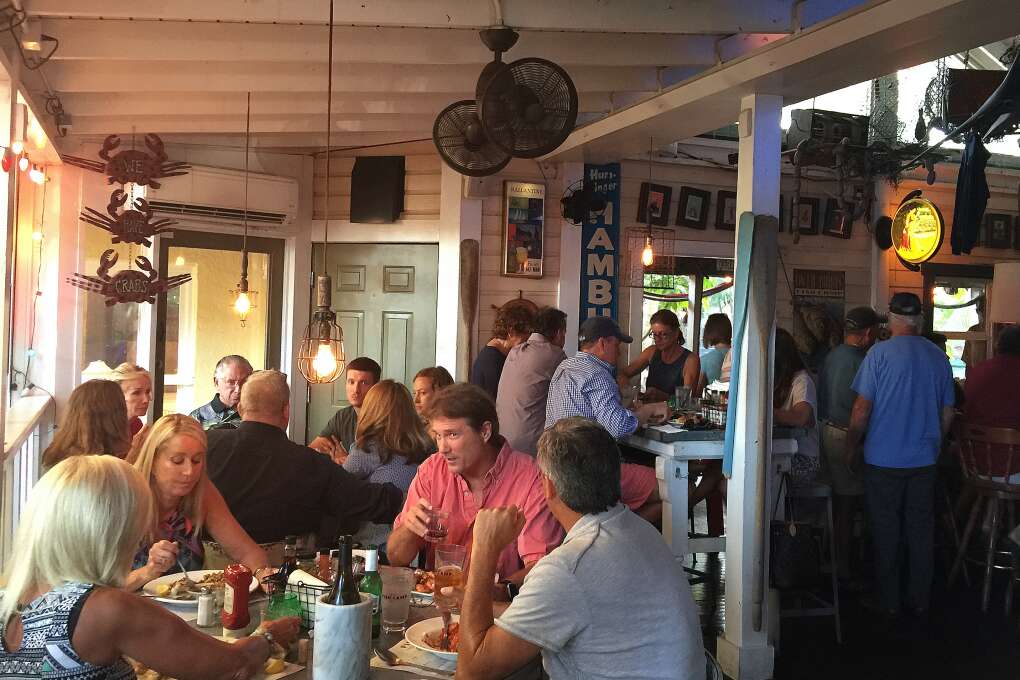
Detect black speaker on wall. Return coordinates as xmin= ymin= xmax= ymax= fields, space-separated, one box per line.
xmin=351 ymin=156 xmax=405 ymax=223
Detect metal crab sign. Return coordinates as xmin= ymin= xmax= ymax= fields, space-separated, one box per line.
xmin=66 ymin=250 xmax=191 ymax=306
xmin=80 ymin=189 xmax=177 ymax=248
xmin=61 ymin=133 xmax=190 ymax=189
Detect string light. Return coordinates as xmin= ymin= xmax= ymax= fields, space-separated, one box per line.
xmin=28 ymin=165 xmax=45 ymax=184
xmin=10 ymin=140 xmax=23 ymax=154
xmin=18 ymin=155 xmax=29 ymax=172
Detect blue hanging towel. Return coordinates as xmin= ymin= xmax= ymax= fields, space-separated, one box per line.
xmin=723 ymin=212 xmax=756 ymax=478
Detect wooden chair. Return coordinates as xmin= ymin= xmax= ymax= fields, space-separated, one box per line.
xmin=949 ymin=422 xmax=1020 ymax=613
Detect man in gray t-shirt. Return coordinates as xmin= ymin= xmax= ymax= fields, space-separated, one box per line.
xmin=456 ymin=418 xmax=705 ymax=680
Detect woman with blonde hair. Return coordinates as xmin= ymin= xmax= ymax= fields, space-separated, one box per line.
xmin=110 ymin=362 xmax=152 ymax=436
xmin=41 ymin=379 xmax=131 ymax=469
xmin=0 ymin=456 xmax=298 ymax=678
xmin=125 ymin=414 xmax=269 ymax=592
xmin=344 ymin=379 xmax=435 ymax=547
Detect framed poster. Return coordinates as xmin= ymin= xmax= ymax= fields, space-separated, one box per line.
xmin=822 ymin=198 xmax=853 ymax=239
xmin=675 ymin=186 xmax=711 ymax=229
xmin=637 ymin=182 xmax=672 ymax=226
xmin=502 ymin=181 xmax=545 ymax=278
xmin=985 ymin=213 xmax=1012 ymax=249
xmin=715 ymin=190 xmax=737 ymax=230
xmin=795 ymin=197 xmax=820 ymax=235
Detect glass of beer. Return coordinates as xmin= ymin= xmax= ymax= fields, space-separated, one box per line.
xmin=433 ymin=544 xmax=467 ymax=612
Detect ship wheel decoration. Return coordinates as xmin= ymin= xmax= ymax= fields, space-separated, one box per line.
xmin=79 ymin=189 xmax=177 ymax=248
xmin=61 ymin=133 xmax=190 ymax=189
xmin=66 ymin=249 xmax=191 ymax=306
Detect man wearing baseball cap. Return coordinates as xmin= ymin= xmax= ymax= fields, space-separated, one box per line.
xmin=846 ymin=292 xmax=955 ymax=619
xmin=817 ymin=306 xmax=883 ymax=585
xmin=545 ymin=316 xmax=668 ymax=523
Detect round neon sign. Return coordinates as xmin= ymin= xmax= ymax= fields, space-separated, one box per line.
xmin=892 ymin=197 xmax=944 ymax=267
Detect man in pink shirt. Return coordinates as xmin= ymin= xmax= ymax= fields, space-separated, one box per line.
xmin=387 ymin=383 xmax=563 ymax=584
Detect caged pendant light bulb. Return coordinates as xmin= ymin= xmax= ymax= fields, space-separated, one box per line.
xmin=297 ymin=0 xmax=346 ymax=384
xmin=641 ymin=235 xmax=654 ymax=266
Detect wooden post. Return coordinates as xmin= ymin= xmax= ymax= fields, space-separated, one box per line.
xmin=716 ymin=93 xmax=781 ymax=680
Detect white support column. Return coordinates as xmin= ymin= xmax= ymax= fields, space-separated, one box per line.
xmin=557 ymin=162 xmax=583 ymax=351
xmin=716 ymin=93 xmax=782 ymax=680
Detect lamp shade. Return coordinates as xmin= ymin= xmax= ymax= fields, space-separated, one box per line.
xmin=990 ymin=262 xmax=1020 ymax=324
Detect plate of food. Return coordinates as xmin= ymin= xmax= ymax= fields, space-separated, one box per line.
xmin=142 ymin=569 xmax=257 ymax=605
xmin=411 ymin=568 xmax=434 ymax=603
xmin=405 ymin=615 xmax=459 ymax=659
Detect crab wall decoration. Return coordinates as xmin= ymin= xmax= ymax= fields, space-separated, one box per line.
xmin=61 ymin=133 xmax=190 ymax=189
xmin=66 ymin=250 xmax=191 ymax=306
xmin=79 ymin=189 xmax=176 ymax=248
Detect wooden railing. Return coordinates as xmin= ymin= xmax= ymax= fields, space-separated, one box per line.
xmin=1 ymin=394 xmax=54 ymax=571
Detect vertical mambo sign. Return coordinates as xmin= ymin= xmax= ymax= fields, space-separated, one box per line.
xmin=579 ymin=163 xmax=620 ymax=323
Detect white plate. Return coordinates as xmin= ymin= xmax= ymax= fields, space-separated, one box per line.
xmin=142 ymin=569 xmax=258 ymax=606
xmin=405 ymin=615 xmax=459 ymax=660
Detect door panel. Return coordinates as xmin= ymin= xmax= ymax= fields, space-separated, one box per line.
xmin=306 ymin=243 xmax=439 ymax=441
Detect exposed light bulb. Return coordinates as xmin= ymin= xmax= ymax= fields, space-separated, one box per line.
xmin=722 ymin=275 xmax=733 ymax=284
xmin=31 ymin=230 xmax=42 ymax=241
xmin=233 ymin=291 xmax=252 ymax=317
xmin=641 ymin=236 xmax=654 ymax=267
xmin=18 ymin=155 xmax=29 ymax=172
xmin=312 ymin=342 xmax=338 ymax=379
xmin=28 ymin=166 xmax=45 ymax=184
xmin=174 ymin=255 xmax=186 ymax=266
xmin=10 ymin=141 xmax=23 ymax=154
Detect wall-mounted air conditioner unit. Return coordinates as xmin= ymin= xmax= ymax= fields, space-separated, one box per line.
xmin=147 ymin=165 xmax=298 ymax=227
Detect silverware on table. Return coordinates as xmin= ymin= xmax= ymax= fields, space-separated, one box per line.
xmin=440 ymin=608 xmax=453 ymax=652
xmin=374 ymin=647 xmax=453 ymax=676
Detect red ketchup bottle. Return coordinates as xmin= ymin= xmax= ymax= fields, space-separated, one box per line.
xmin=221 ymin=563 xmax=253 ymax=637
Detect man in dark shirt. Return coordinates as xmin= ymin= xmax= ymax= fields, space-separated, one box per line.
xmin=818 ymin=306 xmax=881 ymax=583
xmin=206 ymin=369 xmax=403 ymax=544
xmin=189 ymin=355 xmax=253 ymax=430
xmin=307 ymin=356 xmax=380 ymax=463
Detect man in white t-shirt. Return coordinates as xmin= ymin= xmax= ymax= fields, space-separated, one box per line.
xmin=455 ymin=418 xmax=705 ymax=680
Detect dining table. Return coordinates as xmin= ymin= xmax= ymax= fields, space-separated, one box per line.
xmin=160 ymin=592 xmax=541 ymax=679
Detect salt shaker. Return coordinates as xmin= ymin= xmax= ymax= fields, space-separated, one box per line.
xmin=197 ymin=587 xmax=217 ymax=627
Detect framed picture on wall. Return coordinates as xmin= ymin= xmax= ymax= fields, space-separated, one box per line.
xmin=637 ymin=182 xmax=672 ymax=226
xmin=794 ymin=197 xmax=820 ymax=235
xmin=822 ymin=198 xmax=853 ymax=239
xmin=715 ymin=190 xmax=737 ymax=230
xmin=675 ymin=186 xmax=711 ymax=229
xmin=985 ymin=213 xmax=1012 ymax=249
xmin=501 ymin=180 xmax=545 ymax=278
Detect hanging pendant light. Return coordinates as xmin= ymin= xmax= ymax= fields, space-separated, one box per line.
xmin=297 ymin=0 xmax=346 ymax=385
xmin=230 ymin=91 xmax=258 ymax=326
xmin=642 ymin=136 xmax=655 ymax=267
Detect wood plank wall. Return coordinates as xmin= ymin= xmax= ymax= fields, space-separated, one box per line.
xmin=312 ymin=140 xmax=441 ymax=222
xmin=476 ymin=159 xmax=567 ymax=351
xmin=617 ymin=159 xmax=873 ymax=339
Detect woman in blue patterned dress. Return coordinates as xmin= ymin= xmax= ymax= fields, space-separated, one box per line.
xmin=125 ymin=415 xmax=270 ymax=592
xmin=344 ymin=380 xmax=435 ymax=549
xmin=0 ymin=455 xmax=298 ymax=679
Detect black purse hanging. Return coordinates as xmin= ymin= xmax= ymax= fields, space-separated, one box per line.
xmin=769 ymin=473 xmax=820 ymax=590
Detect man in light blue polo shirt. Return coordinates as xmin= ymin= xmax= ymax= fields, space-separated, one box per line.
xmin=455 ymin=418 xmax=705 ymax=680
xmin=846 ymin=292 xmax=955 ymax=618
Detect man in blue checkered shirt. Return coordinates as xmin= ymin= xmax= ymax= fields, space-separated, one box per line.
xmin=544 ymin=316 xmax=668 ymax=522
xmin=545 ymin=316 xmax=666 ymax=438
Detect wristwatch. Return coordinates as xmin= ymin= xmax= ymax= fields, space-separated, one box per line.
xmin=252 ymin=628 xmax=276 ymax=647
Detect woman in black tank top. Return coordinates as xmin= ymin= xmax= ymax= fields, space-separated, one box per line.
xmin=617 ymin=309 xmax=701 ymax=402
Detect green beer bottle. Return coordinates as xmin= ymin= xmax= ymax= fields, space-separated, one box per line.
xmin=359 ymin=544 xmax=383 ymax=638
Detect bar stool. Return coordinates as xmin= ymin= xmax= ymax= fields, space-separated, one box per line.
xmin=949 ymin=422 xmax=1020 ymax=614
xmin=780 ymin=481 xmax=842 ymax=644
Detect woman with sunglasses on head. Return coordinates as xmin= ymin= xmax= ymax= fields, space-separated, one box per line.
xmin=617 ymin=309 xmax=701 ymax=402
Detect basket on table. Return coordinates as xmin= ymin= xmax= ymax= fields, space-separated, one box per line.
xmin=262 ymin=574 xmax=328 ymax=630
xmin=701 ymin=401 xmax=728 ymax=428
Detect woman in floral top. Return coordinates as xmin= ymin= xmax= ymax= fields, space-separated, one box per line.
xmin=125 ymin=415 xmax=269 ymax=591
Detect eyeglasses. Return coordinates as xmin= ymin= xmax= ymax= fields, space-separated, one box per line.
xmin=649 ymin=330 xmax=675 ymax=339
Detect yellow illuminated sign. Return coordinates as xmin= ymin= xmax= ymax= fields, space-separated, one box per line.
xmin=892 ymin=197 xmax=944 ymax=266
